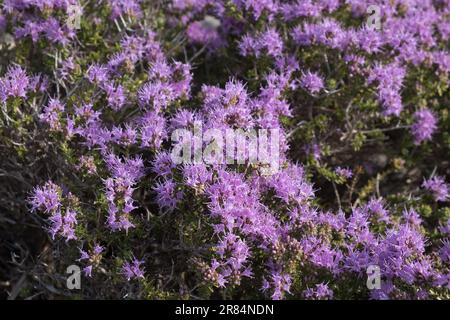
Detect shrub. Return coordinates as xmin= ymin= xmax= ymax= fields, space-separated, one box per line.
xmin=0 ymin=0 xmax=449 ymax=300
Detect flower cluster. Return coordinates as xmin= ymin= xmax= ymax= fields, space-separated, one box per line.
xmin=79 ymin=244 xmax=105 ymax=277
xmin=104 ymin=154 xmax=145 ymax=232
xmin=423 ymin=176 xmax=449 ymax=202
xmin=121 ymin=257 xmax=145 ymax=281
xmin=30 ymin=182 xmax=79 ymax=242
xmin=411 ymin=109 xmax=438 ymax=145
xmin=0 ymin=65 xmax=46 ymax=102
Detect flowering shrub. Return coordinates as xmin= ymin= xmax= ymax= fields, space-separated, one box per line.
xmin=0 ymin=0 xmax=449 ymax=300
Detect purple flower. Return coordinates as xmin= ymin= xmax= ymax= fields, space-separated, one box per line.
xmin=238 ymin=34 xmax=257 ymax=57
xmin=262 ymin=270 xmax=292 ymax=300
xmin=58 ymin=57 xmax=76 ymax=80
xmin=292 ymin=18 xmax=347 ymax=49
xmin=121 ymin=257 xmax=145 ymax=281
xmin=138 ymin=111 xmax=167 ymax=149
xmin=368 ymin=63 xmax=406 ymax=116
xmin=171 ymin=61 xmax=192 ymax=97
xmin=261 ymin=28 xmax=283 ymax=57
xmin=40 ymin=98 xmax=65 ymax=130
xmin=78 ymin=243 xmax=104 ymax=277
xmin=239 ymin=28 xmax=283 ymax=57
xmin=300 ymin=71 xmax=324 ymax=94
xmin=148 ymin=59 xmax=172 ymax=81
xmin=42 ymin=17 xmax=74 ymax=45
xmin=186 ymin=20 xmax=221 ymax=47
xmin=439 ymin=240 xmax=450 ymax=264
xmin=29 ymin=181 xmax=79 ymax=242
xmin=422 ymin=176 xmax=448 ymax=202
xmin=48 ymin=211 xmax=63 ymax=240
xmin=366 ymin=198 xmax=391 ymax=224
xmin=104 ymin=155 xmax=144 ymax=232
xmin=356 ymin=27 xmax=383 ymax=54
xmin=61 ymin=208 xmax=78 ymax=241
xmin=439 ymin=220 xmax=450 ymax=235
xmin=93 ymin=244 xmax=104 ymax=255
xmin=1 ymin=65 xmax=30 ymax=100
xmin=45 ymin=207 xmax=78 ymax=242
xmin=235 ymin=0 xmax=278 ymax=20
xmin=402 ymin=208 xmax=422 ymax=226
xmin=182 ymin=164 xmax=212 ymax=192
xmin=169 ymin=110 xmax=199 ymax=131
xmin=335 ymin=167 xmax=353 ymax=179
xmin=14 ymin=20 xmax=43 ymax=43
xmin=108 ymin=0 xmax=142 ymax=20
xmin=111 ymin=125 xmax=138 ymax=146
xmin=266 ymin=164 xmax=314 ymax=204
xmin=151 ymin=152 xmax=176 ymax=177
xmin=74 ymin=103 xmax=101 ymax=124
xmin=138 ymin=81 xmax=175 ymax=111
xmin=370 ymin=281 xmax=395 ymax=300
xmin=303 ymin=283 xmax=334 ymax=300
xmin=207 ymin=233 xmax=252 ymax=289
xmin=104 ymin=82 xmax=126 ymax=111
xmin=83 ymin=265 xmax=93 ymax=277
xmin=29 ymin=181 xmax=61 ymax=213
xmin=78 ymin=249 xmax=90 ymax=261
xmin=411 ymin=109 xmax=438 ymax=144
xmin=280 ymin=0 xmax=322 ymax=20
xmin=153 ymin=178 xmax=183 ymax=212
xmin=87 ymin=64 xmax=109 ymax=85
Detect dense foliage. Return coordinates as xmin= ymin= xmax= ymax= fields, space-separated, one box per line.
xmin=0 ymin=0 xmax=449 ymax=300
